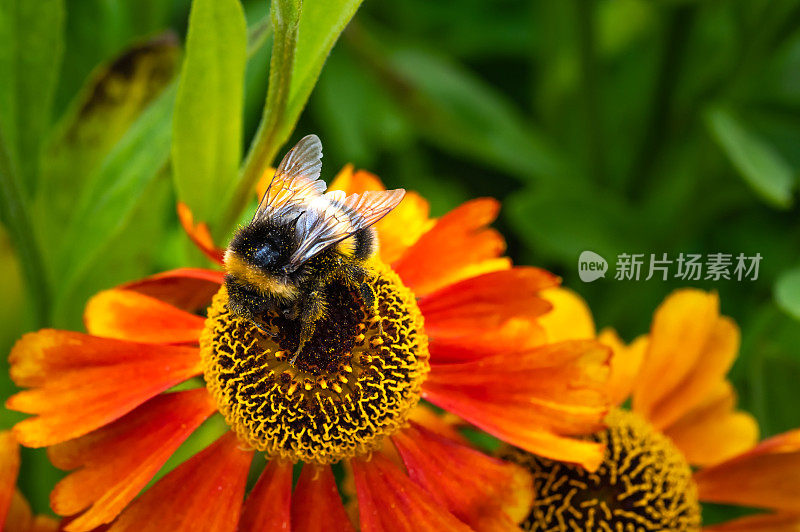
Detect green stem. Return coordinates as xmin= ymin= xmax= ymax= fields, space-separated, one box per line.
xmin=0 ymin=130 xmax=50 ymax=327
xmin=220 ymin=0 xmax=300 ymax=236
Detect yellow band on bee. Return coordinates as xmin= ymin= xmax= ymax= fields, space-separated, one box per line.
xmin=224 ymin=251 xmax=299 ymax=299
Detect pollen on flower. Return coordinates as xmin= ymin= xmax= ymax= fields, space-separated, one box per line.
xmin=200 ymin=262 xmax=429 ymax=465
xmin=499 ymin=408 xmax=701 ymax=532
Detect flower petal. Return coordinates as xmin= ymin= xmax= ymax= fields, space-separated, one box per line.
xmin=426 ymin=318 xmax=547 ymax=364
xmin=538 ymin=287 xmax=596 ymax=342
xmin=420 ymin=267 xmax=556 ymax=333
xmin=351 ymin=453 xmax=471 ymax=532
xmin=84 ymin=289 xmax=205 ymax=344
xmin=8 ymin=330 xmax=202 ymax=446
xmin=420 ymin=268 xmax=556 ymax=363
xmin=393 ymin=198 xmax=507 ymax=297
xmin=50 ymin=389 xmax=217 ymax=531
xmin=238 ymin=459 xmax=293 ymax=532
xmin=110 ymin=431 xmax=252 ymax=532
xmin=703 ymin=512 xmax=800 ymax=531
xmin=422 ymin=340 xmax=610 ymax=470
xmin=694 ymin=429 xmax=800 ymax=511
xmin=254 ymin=168 xmax=277 ymax=202
xmin=407 ymin=406 xmax=468 ymax=444
xmin=177 ymin=202 xmax=225 ymax=264
xmin=329 ymin=165 xmax=433 ymax=265
xmin=0 ymin=432 xmax=20 ymax=528
xmin=599 ymin=329 xmax=646 ymax=406
xmin=329 ymin=164 xmax=381 ymax=192
xmin=122 ymin=268 xmax=223 ymax=313
xmin=633 ymin=290 xmax=739 ymax=430
xmin=653 ymin=316 xmax=739 ymax=430
xmin=5 ymin=490 xmax=59 ymax=532
xmin=292 ymin=465 xmax=354 ymax=532
xmin=664 ymin=381 xmax=758 ymax=466
xmin=393 ymin=423 xmax=532 ymax=531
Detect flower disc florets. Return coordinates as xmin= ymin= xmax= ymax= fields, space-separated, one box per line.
xmin=201 ymin=262 xmax=429 ymax=464
xmin=500 ymin=408 xmax=701 ymax=531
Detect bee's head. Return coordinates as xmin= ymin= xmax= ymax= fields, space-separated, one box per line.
xmin=226 ymin=220 xmax=299 ymax=279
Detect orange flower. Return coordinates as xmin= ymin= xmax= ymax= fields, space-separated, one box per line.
xmin=0 ymin=431 xmax=58 ymax=532
xmin=8 ymin=167 xmax=611 ymax=531
xmin=502 ymin=287 xmax=800 ymax=531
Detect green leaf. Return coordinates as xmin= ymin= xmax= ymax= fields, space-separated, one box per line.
xmin=54 ymin=0 xmax=174 ymax=118
xmin=505 ymin=183 xmax=643 ymax=268
xmin=706 ymin=106 xmax=796 ymax=208
xmin=172 ymin=0 xmax=247 ymax=227
xmin=0 ymin=128 xmax=50 ymax=326
xmin=774 ymin=266 xmax=800 ymax=321
xmin=372 ymin=45 xmax=568 ymax=183
xmin=55 ymin=83 xmax=177 ymax=304
xmin=223 ymin=0 xmax=365 ymax=232
xmin=286 ymin=0 xmax=365 ymax=123
xmin=0 ymin=0 xmax=65 ymax=194
xmin=37 ymin=35 xmax=180 ymax=268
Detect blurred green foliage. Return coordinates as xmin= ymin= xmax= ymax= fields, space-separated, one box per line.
xmin=1 ymin=0 xmax=800 ymax=523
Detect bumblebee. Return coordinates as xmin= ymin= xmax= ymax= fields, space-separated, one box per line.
xmin=223 ymin=134 xmax=405 ymax=365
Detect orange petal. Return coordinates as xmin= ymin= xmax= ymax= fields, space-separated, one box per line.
xmin=537 ymin=287 xmax=596 ymax=342
xmin=393 ymin=423 xmax=532 ymax=531
xmin=377 ymin=192 xmax=433 ymax=265
xmin=351 ymin=453 xmax=471 ymax=532
xmin=110 ymin=431 xmax=252 ymax=532
xmin=393 ymin=198 xmax=507 ymax=297
xmin=238 ymin=459 xmax=293 ymax=532
xmin=407 ymin=406 xmax=468 ymax=444
xmin=3 ymin=490 xmax=59 ymax=532
xmin=703 ymin=512 xmax=800 ymax=531
xmin=4 ymin=490 xmax=59 ymax=532
xmin=694 ymin=429 xmax=800 ymax=511
xmin=420 ymin=268 xmax=557 ymax=363
xmin=633 ymin=290 xmax=739 ymax=430
xmin=652 ymin=315 xmax=739 ymax=430
xmin=8 ymin=330 xmax=202 ymax=446
xmin=292 ymin=465 xmax=354 ymax=532
xmin=329 ymin=165 xmax=433 ymax=265
xmin=422 ymin=340 xmax=610 ymax=470
xmin=122 ymin=268 xmax=223 ymax=313
xmin=254 ymin=167 xmax=277 ymax=202
xmin=427 ymin=318 xmax=547 ymax=364
xmin=29 ymin=515 xmax=60 ymax=532
xmin=177 ymin=202 xmax=225 ymax=264
xmin=420 ymin=267 xmax=556 ymax=333
xmin=0 ymin=432 xmax=20 ymax=527
xmin=84 ymin=289 xmax=205 ymax=344
xmin=50 ymin=389 xmax=217 ymax=531
xmin=664 ymin=381 xmax=758 ymax=466
xmin=329 ymin=164 xmax=382 ymax=193
xmin=599 ymin=329 xmax=647 ymax=406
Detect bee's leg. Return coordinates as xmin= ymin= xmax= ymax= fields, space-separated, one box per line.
xmin=282 ymin=302 xmax=300 ymax=320
xmin=290 ymin=291 xmax=325 ymax=365
xmin=253 ymin=320 xmax=277 ymax=338
xmin=290 ymin=320 xmax=316 ymax=365
xmin=358 ymin=279 xmax=383 ymax=335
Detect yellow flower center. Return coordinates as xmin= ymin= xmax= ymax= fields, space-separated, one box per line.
xmin=499 ymin=408 xmax=701 ymax=531
xmin=200 ymin=262 xmax=429 ymax=465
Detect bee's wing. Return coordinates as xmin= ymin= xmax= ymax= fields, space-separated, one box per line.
xmin=288 ymin=188 xmax=406 ymax=269
xmin=253 ymin=134 xmax=326 ymax=221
